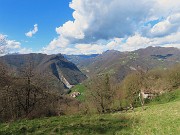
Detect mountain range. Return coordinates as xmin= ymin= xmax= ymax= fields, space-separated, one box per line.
xmin=0 ymin=53 xmax=87 ymax=93
xmin=0 ymin=46 xmax=179 ymax=93
xmin=65 ymin=46 xmax=180 ymax=82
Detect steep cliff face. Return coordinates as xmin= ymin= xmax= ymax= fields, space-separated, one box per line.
xmin=0 ymin=53 xmax=87 ymax=93
xmin=39 ymin=54 xmax=87 ymax=89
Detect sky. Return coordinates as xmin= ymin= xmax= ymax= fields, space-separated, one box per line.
xmin=0 ymin=0 xmax=180 ymax=55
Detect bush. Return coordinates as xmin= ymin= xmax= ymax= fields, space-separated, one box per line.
xmin=147 ymin=89 xmax=180 ymax=104
xmin=117 ymin=64 xmax=180 ymax=108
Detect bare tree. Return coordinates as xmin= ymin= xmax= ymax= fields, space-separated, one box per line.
xmin=86 ymin=74 xmax=115 ymax=113
xmin=137 ymin=69 xmax=147 ymax=110
xmin=13 ymin=58 xmax=47 ymax=116
xmin=121 ymin=72 xmax=143 ymax=110
xmin=0 ymin=56 xmax=81 ymax=121
xmin=0 ymin=35 xmax=8 ymax=55
xmin=0 ymin=62 xmax=14 ymax=120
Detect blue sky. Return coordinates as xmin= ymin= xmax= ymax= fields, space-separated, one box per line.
xmin=0 ymin=0 xmax=180 ymax=55
xmin=0 ymin=0 xmax=73 ymax=51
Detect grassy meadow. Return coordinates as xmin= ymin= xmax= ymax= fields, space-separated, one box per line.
xmin=70 ymin=84 xmax=86 ymax=101
xmin=0 ymin=89 xmax=180 ymax=135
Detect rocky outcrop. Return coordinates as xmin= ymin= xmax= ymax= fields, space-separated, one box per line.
xmin=0 ymin=53 xmax=87 ymax=93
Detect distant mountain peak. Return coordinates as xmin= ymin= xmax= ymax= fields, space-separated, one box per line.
xmin=66 ymin=46 xmax=180 ymax=82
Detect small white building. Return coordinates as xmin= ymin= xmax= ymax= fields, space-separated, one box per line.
xmin=70 ymin=92 xmax=81 ymax=98
xmin=140 ymin=91 xmax=156 ymax=99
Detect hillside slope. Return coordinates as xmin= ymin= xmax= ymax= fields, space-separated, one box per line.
xmin=0 ymin=90 xmax=179 ymax=135
xmin=0 ymin=53 xmax=87 ymax=93
xmin=72 ymin=46 xmax=180 ymax=81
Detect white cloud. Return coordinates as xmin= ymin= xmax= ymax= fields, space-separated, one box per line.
xmin=44 ymin=0 xmax=155 ymax=50
xmin=119 ymin=34 xmax=151 ymax=51
xmin=25 ymin=24 xmax=38 ymax=37
xmin=42 ymin=32 xmax=180 ymax=55
xmin=18 ymin=48 xmax=33 ymax=54
xmin=154 ymin=0 xmax=180 ymax=17
xmin=42 ymin=43 xmax=106 ymax=55
xmin=119 ymin=32 xmax=180 ymax=51
xmin=106 ymin=38 xmax=122 ymax=50
xmin=0 ymin=34 xmax=21 ymax=55
xmin=147 ymin=13 xmax=180 ymax=37
xmin=0 ymin=34 xmax=33 ymax=55
xmin=75 ymin=43 xmax=106 ymax=54
xmin=43 ymin=0 xmax=180 ymax=54
xmin=163 ymin=44 xmax=180 ymax=48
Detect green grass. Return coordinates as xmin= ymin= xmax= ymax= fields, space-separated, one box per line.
xmin=129 ymin=100 xmax=180 ymax=135
xmin=1 ymin=89 xmax=180 ymax=135
xmin=0 ymin=114 xmax=134 ymax=135
xmin=70 ymin=84 xmax=87 ymax=101
xmin=146 ymin=89 xmax=180 ymax=105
